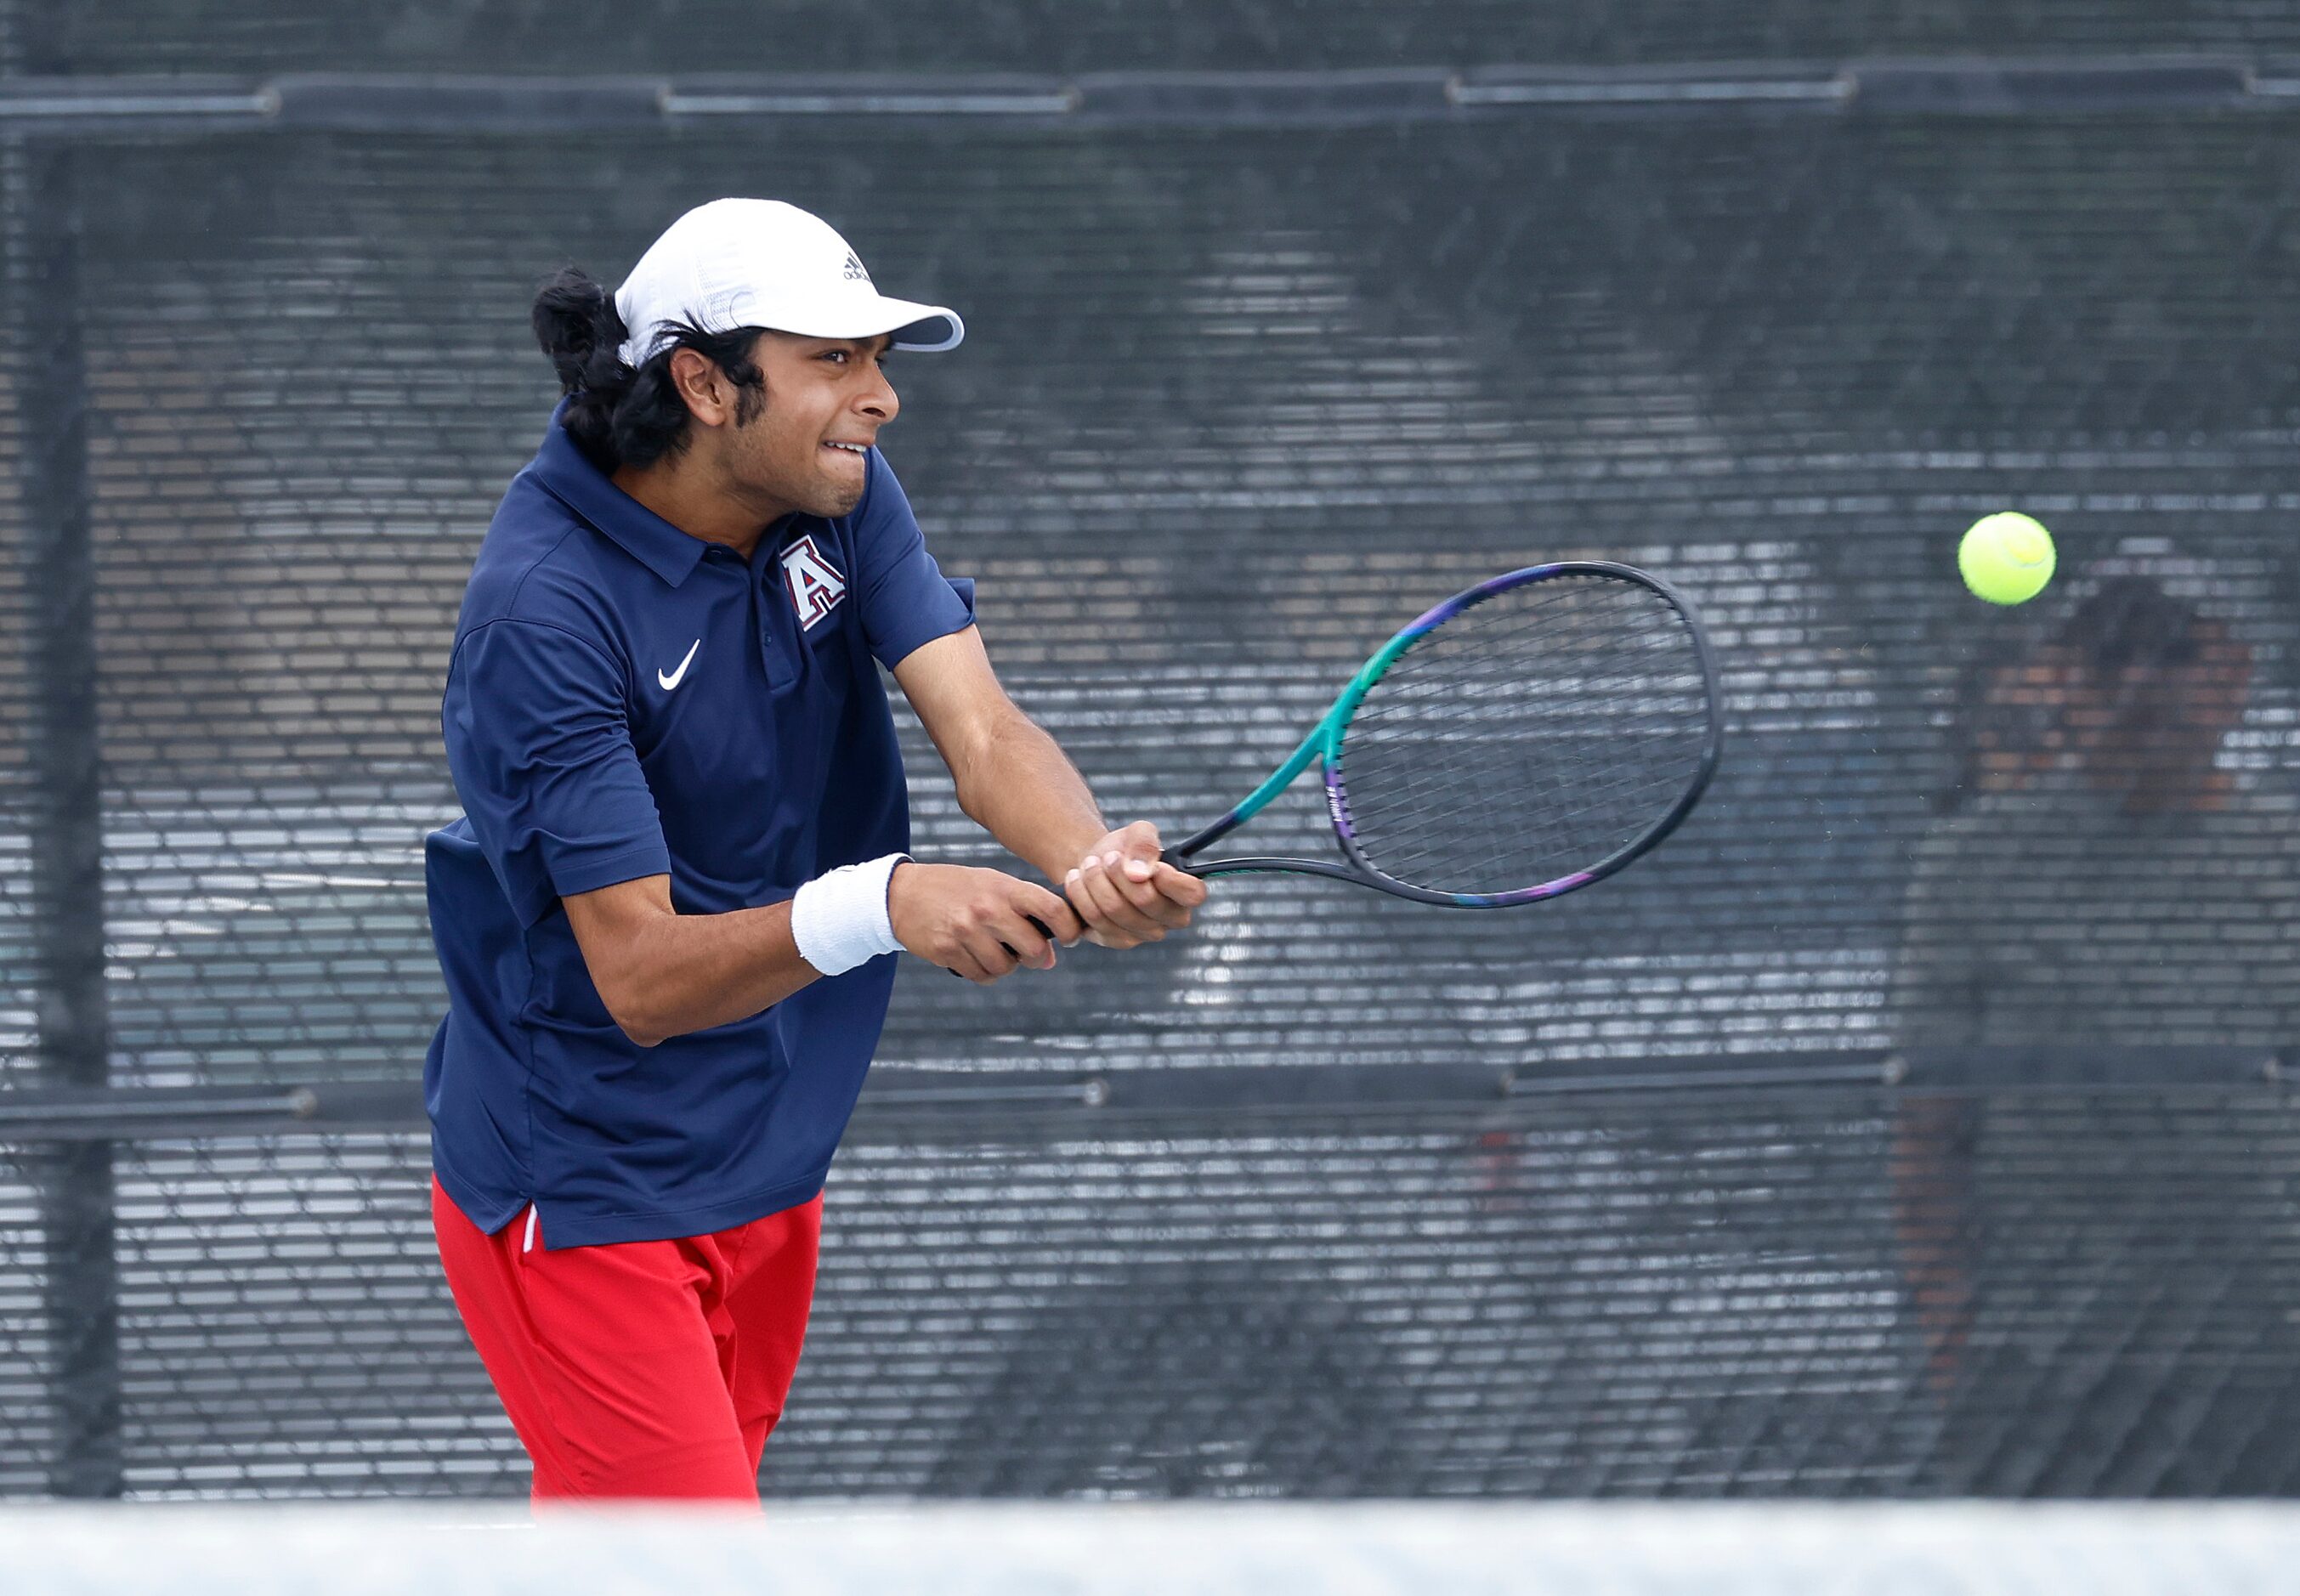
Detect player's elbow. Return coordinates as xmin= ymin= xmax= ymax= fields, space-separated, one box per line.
xmin=562 ymin=878 xmax=680 ymax=1049
xmin=614 ymin=1010 xmax=667 ymax=1050
xmin=951 ymin=706 xmax=1039 ymax=820
xmin=584 ymin=942 xmax=673 ymax=1048
xmin=594 ymin=980 xmax=666 ymax=1049
xmin=947 ymin=726 xmax=1000 ymax=818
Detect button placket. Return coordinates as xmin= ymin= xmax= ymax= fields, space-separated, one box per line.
xmin=756 ymin=552 xmax=799 ymax=690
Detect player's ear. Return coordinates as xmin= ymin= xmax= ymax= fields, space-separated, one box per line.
xmin=668 ymin=347 xmax=729 ymax=425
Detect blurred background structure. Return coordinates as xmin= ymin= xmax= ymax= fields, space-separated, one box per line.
xmin=4 ymin=1 xmax=2300 ymax=1503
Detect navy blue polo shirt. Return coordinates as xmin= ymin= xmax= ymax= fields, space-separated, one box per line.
xmin=422 ymin=404 xmax=973 ymax=1248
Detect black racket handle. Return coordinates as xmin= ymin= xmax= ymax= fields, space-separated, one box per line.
xmin=945 ymin=914 xmax=1057 ymax=978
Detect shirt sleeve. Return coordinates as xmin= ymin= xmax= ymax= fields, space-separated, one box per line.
xmin=851 ymin=449 xmax=977 ymax=670
xmin=442 ymin=617 xmax=671 ymax=927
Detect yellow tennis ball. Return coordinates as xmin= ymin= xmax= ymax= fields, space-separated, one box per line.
xmin=1957 ymin=512 xmax=2056 ymax=605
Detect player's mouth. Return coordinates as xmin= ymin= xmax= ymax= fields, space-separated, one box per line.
xmin=822 ymin=439 xmax=871 ymax=460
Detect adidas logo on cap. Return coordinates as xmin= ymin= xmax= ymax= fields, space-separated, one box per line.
xmin=841 ymin=251 xmax=871 ymax=284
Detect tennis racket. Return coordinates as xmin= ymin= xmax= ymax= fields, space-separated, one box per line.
xmin=1164 ymin=561 xmax=1722 ymax=906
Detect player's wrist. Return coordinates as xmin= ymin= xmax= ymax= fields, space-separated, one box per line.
xmin=790 ymin=852 xmax=909 ymax=976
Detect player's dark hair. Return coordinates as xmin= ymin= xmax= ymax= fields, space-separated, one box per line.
xmin=530 ymin=265 xmax=768 ymax=474
xmin=1933 ymin=574 xmax=2218 ymax=812
xmin=2055 ymin=574 xmax=2203 ymax=675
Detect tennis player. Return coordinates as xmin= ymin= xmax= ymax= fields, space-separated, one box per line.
xmin=422 ymin=198 xmax=1205 ymax=1503
xmin=1891 ymin=571 xmax=2276 ymax=1485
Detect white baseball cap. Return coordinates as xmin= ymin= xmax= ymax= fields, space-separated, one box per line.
xmin=614 ymin=198 xmax=965 ymax=369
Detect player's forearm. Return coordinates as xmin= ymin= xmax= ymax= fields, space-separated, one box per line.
xmin=615 ymin=902 xmax=820 ymax=1047
xmin=955 ymin=713 xmax=1109 ymax=884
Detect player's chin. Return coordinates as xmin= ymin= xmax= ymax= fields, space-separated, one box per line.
xmin=811 ymin=451 xmax=868 ymax=514
xmin=803 ymin=478 xmax=867 ymax=518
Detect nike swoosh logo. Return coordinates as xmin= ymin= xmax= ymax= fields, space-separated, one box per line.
xmin=657 ymin=638 xmax=700 ymax=691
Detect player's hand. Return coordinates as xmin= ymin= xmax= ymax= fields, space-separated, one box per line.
xmin=1063 ymin=821 xmax=1208 ymax=949
xmin=887 ymin=862 xmax=1084 ymax=984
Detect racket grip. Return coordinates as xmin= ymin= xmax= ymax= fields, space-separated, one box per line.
xmin=946 ymin=914 xmax=1057 ymax=978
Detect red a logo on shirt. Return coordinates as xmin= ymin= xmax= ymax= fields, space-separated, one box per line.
xmin=779 ymin=535 xmax=848 ymax=631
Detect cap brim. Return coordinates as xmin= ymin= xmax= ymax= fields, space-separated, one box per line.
xmin=885 ymin=301 xmax=965 ymax=354
xmin=781 ymin=295 xmax=965 ymax=354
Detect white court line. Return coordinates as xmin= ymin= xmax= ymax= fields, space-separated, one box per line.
xmin=3 ymin=1503 xmax=2298 ymax=1595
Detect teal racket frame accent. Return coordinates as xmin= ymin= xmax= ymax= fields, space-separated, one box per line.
xmin=1164 ymin=561 xmax=1720 ymax=908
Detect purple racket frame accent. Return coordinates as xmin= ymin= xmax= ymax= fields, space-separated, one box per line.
xmin=1165 ymin=561 xmax=1723 ymax=909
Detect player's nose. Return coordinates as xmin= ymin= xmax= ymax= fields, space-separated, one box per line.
xmin=857 ymin=369 xmax=898 ymax=425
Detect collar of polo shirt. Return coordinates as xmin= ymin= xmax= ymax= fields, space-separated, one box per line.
xmin=530 ymin=404 xmax=715 ymax=587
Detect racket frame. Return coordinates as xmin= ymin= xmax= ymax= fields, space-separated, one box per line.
xmin=1165 ymin=561 xmax=1722 ymax=907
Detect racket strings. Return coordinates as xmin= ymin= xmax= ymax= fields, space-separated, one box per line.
xmin=1334 ymin=573 xmax=1711 ymax=896
xmin=1361 ymin=617 xmax=1699 ymax=882
xmin=1344 ymin=625 xmax=1691 ymax=887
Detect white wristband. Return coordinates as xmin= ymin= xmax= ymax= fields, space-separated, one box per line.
xmin=790 ymin=852 xmax=909 ymax=976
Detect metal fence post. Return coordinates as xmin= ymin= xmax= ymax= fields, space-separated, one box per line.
xmin=10 ymin=127 xmax=122 ymax=1497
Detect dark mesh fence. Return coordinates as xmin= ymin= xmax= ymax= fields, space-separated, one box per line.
xmin=4 ymin=3 xmax=2300 ymax=1501
xmin=10 ymin=1078 xmax=2300 ymax=1500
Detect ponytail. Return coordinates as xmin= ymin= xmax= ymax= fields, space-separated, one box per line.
xmin=530 ymin=264 xmax=765 ymax=474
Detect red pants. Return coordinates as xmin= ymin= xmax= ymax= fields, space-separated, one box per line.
xmin=431 ymin=1176 xmax=822 ymax=1504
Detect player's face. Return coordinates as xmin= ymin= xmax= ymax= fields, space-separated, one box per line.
xmin=724 ymin=331 xmax=899 ymax=518
xmin=1974 ymin=625 xmax=2252 ymax=803
xmin=2069 ymin=623 xmax=2252 ymax=770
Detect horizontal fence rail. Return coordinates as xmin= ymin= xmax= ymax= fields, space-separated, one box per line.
xmin=0 ymin=1050 xmax=2289 ymax=1142
xmin=0 ymin=57 xmax=2291 ymax=132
